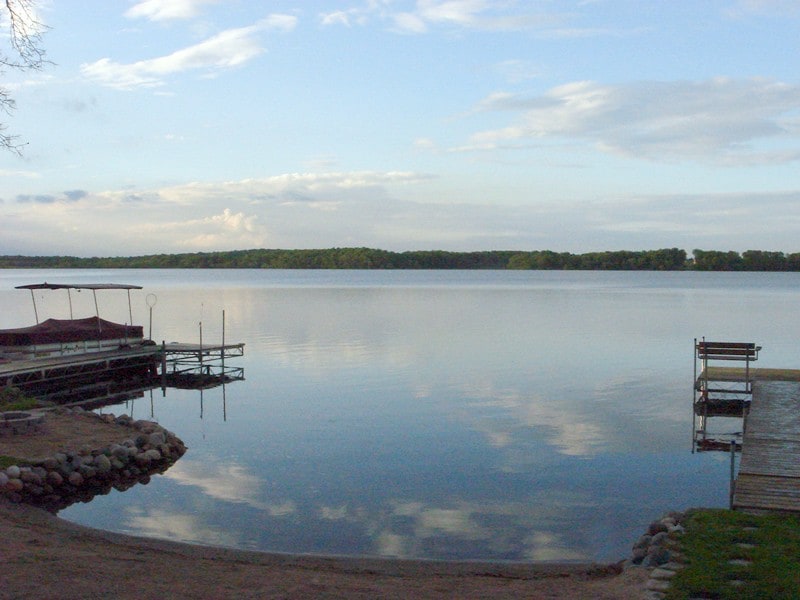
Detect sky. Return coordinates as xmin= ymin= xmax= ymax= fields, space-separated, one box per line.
xmin=0 ymin=0 xmax=799 ymax=257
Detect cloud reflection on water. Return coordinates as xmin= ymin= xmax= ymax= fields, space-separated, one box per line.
xmin=165 ymin=460 xmax=297 ymax=516
xmin=124 ymin=507 xmax=243 ymax=548
xmin=147 ymin=453 xmax=599 ymax=562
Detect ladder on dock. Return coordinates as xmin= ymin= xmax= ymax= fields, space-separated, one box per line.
xmin=693 ymin=339 xmax=760 ymax=452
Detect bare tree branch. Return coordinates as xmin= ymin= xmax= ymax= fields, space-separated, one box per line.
xmin=1 ymin=0 xmax=49 ymax=153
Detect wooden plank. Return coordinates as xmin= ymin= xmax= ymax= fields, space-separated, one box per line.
xmin=734 ymin=381 xmax=800 ymax=513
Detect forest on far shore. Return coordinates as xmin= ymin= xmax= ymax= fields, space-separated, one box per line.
xmin=1 ymin=248 xmax=799 ymax=271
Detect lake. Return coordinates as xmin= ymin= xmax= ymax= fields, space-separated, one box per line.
xmin=2 ymin=269 xmax=799 ymax=562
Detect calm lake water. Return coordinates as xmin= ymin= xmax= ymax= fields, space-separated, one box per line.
xmin=2 ymin=269 xmax=799 ymax=562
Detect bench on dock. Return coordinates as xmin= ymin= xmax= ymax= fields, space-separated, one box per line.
xmin=696 ymin=341 xmax=760 ymax=362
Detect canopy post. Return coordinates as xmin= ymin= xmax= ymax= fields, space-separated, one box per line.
xmin=92 ymin=289 xmax=99 ymax=318
xmin=92 ymin=289 xmax=101 ymax=335
xmin=29 ymin=289 xmax=39 ymax=324
xmin=67 ymin=289 xmax=74 ymax=320
xmin=127 ymin=289 xmax=133 ymax=326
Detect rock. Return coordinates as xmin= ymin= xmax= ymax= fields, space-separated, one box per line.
xmin=149 ymin=431 xmax=166 ymax=446
xmin=20 ymin=469 xmax=42 ymax=486
xmin=668 ymin=524 xmax=685 ymax=535
xmin=651 ymin=531 xmax=669 ymax=546
xmin=648 ymin=521 xmax=669 ymax=536
xmin=68 ymin=472 xmax=84 ymax=487
xmin=110 ymin=444 xmax=128 ymax=459
xmin=650 ymin=567 xmax=677 ymax=580
xmin=5 ymin=465 xmax=20 ymax=479
xmin=41 ymin=457 xmax=59 ymax=470
xmin=135 ymin=448 xmax=162 ymax=466
xmin=633 ymin=534 xmax=652 ymax=549
xmin=94 ymin=454 xmax=112 ymax=473
xmin=631 ymin=547 xmax=647 ymax=564
xmin=0 ymin=472 xmax=8 ymax=487
xmin=6 ymin=478 xmax=24 ymax=492
xmin=134 ymin=452 xmax=149 ymax=466
xmin=78 ymin=465 xmax=97 ymax=479
xmin=47 ymin=471 xmax=63 ymax=486
xmin=645 ymin=578 xmax=671 ymax=592
xmin=645 ymin=546 xmax=671 ymax=566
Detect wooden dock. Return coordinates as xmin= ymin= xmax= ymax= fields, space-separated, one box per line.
xmin=0 ymin=341 xmax=244 ymax=394
xmin=733 ymin=380 xmax=800 ymax=513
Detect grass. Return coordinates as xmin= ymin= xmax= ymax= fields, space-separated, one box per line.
xmin=0 ymin=386 xmax=45 ymax=412
xmin=667 ymin=508 xmax=800 ymax=599
xmin=0 ymin=455 xmax=27 ymax=468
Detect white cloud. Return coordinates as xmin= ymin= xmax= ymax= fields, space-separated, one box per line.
xmin=467 ymin=77 xmax=800 ymax=165
xmin=125 ymin=0 xmax=221 ymax=21
xmin=322 ymin=0 xmax=568 ymax=33
xmin=81 ymin=16 xmax=297 ymax=89
xmin=4 ymin=171 xmax=800 ymax=257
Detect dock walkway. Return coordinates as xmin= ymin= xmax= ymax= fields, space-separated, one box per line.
xmin=733 ymin=380 xmax=800 ymax=513
xmin=0 ymin=342 xmax=244 ymax=391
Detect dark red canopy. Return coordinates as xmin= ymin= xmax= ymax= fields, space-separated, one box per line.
xmin=0 ymin=317 xmax=143 ymax=346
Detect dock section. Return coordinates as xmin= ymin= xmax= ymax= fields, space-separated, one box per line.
xmin=733 ymin=380 xmax=800 ymax=513
xmin=1 ymin=341 xmax=245 ymax=398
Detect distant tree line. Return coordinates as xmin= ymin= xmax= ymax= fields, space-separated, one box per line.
xmin=1 ymin=247 xmax=800 ymax=271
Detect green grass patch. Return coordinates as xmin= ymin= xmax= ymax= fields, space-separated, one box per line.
xmin=0 ymin=386 xmax=45 ymax=412
xmin=0 ymin=455 xmax=27 ymax=468
xmin=667 ymin=509 xmax=800 ymax=599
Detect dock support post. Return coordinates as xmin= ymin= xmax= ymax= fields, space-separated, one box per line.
xmin=161 ymin=341 xmax=167 ymax=391
xmin=693 ymin=338 xmax=697 ymax=453
xmin=729 ymin=439 xmax=736 ymax=509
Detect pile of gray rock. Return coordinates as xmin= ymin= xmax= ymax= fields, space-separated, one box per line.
xmin=0 ymin=408 xmax=186 ymax=512
xmin=627 ymin=511 xmax=688 ymax=599
xmin=630 ymin=511 xmax=686 ymax=567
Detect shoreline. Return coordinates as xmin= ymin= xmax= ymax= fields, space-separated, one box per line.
xmin=0 ymin=408 xmax=649 ymax=597
xmin=1 ymin=499 xmax=648 ymax=599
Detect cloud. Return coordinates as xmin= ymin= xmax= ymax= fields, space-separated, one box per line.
xmin=63 ymin=189 xmax=88 ymax=201
xmin=125 ymin=0 xmax=222 ymax=21
xmin=322 ymin=0 xmax=569 ymax=33
xmin=81 ymin=16 xmax=297 ymax=89
xmin=112 ymin=205 xmax=267 ymax=251
xmin=16 ymin=193 xmax=57 ymax=203
xmin=466 ymin=77 xmax=800 ymax=165
xmin=4 ymin=171 xmax=800 ymax=257
xmin=0 ymin=168 xmax=40 ymax=179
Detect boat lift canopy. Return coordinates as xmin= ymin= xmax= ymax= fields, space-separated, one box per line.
xmin=16 ymin=283 xmax=142 ymax=325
